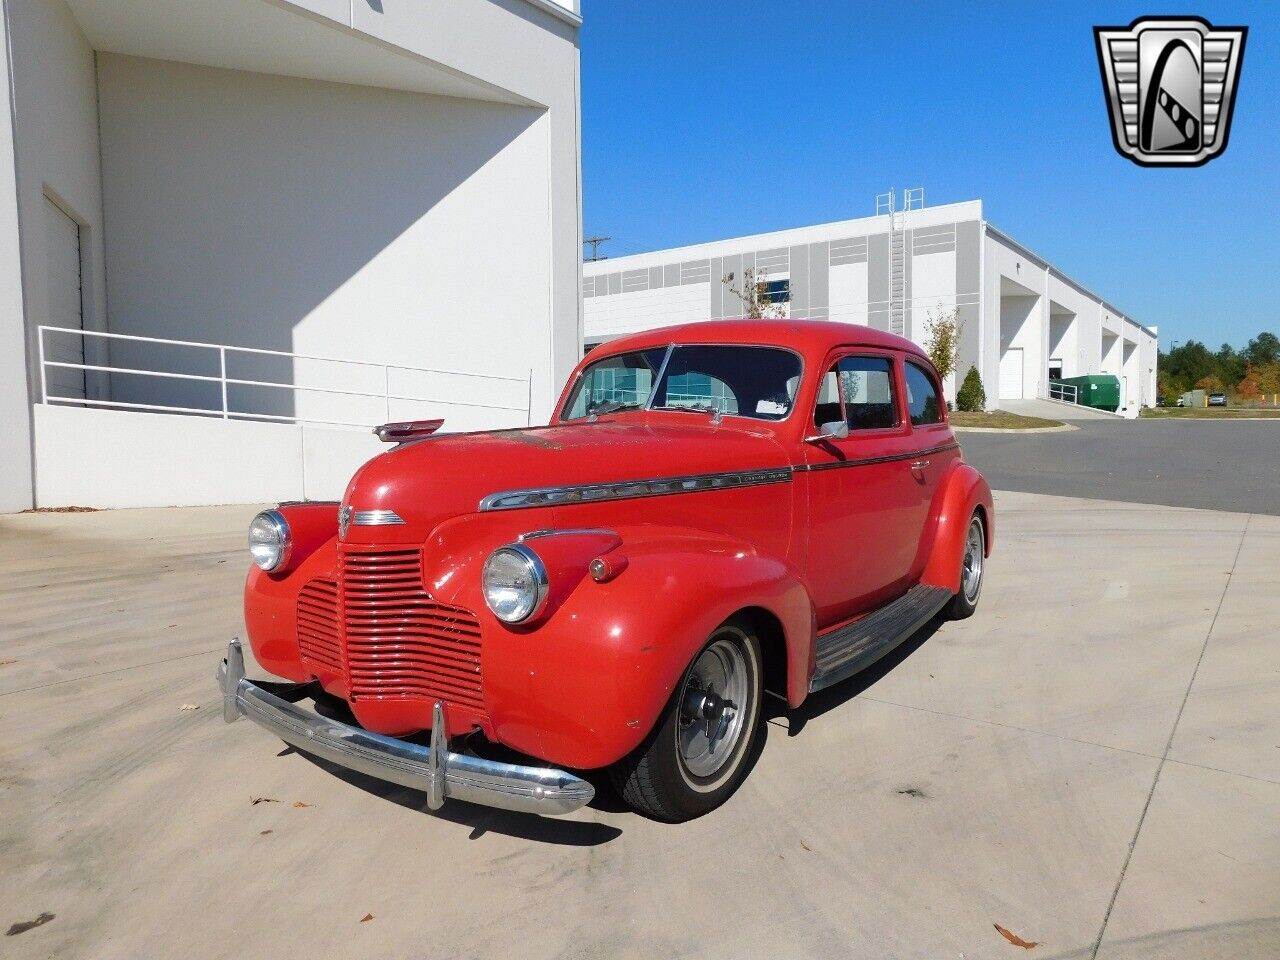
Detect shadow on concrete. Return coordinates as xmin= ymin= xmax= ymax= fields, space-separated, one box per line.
xmin=766 ymin=616 xmax=946 ymax=737
xmin=273 ymin=689 xmax=623 ymax=845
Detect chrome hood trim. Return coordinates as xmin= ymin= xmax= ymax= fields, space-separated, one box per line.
xmin=478 ymin=467 xmax=792 ymax=512
xmin=353 ymin=509 xmax=406 ymax=526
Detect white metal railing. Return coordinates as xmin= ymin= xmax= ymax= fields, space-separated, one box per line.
xmin=1048 ymin=381 xmax=1079 ymax=404
xmin=38 ymin=326 xmax=532 ymax=429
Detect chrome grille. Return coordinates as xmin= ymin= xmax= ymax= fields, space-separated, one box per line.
xmin=339 ymin=547 xmax=484 ymax=710
xmin=296 ymin=578 xmax=341 ymax=672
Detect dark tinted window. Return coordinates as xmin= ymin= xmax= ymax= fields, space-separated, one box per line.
xmin=905 ymin=361 xmax=943 ymax=425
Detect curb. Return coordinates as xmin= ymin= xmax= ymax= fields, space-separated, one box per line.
xmin=953 ymin=423 xmax=1077 ymax=434
xmin=1139 ymin=416 xmax=1280 ymax=423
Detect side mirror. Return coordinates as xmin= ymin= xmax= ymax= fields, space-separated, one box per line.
xmin=804 ymin=420 xmax=849 ymax=443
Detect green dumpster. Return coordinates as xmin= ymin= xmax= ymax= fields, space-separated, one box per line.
xmin=1052 ymin=374 xmax=1120 ymax=412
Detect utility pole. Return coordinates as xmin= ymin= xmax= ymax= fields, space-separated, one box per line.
xmin=583 ymin=236 xmax=610 ymax=262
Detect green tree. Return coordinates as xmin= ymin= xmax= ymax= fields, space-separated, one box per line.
xmin=955 ymin=365 xmax=986 ymax=412
xmin=1216 ymin=343 xmax=1246 ymax=386
xmin=1244 ymin=331 xmax=1280 ymax=367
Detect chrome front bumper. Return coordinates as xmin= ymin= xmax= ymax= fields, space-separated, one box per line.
xmin=217 ymin=640 xmax=594 ymax=816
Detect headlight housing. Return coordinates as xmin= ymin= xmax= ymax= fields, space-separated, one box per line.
xmin=482 ymin=544 xmax=549 ymax=623
xmin=248 ymin=509 xmax=291 ymax=572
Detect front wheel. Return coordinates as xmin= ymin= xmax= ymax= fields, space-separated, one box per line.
xmin=610 ymin=620 xmax=763 ymax=822
xmin=944 ymin=513 xmax=986 ymax=620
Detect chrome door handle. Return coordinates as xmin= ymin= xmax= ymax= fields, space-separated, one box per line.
xmin=910 ymin=459 xmax=930 ymax=471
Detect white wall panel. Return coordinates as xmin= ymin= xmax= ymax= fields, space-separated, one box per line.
xmin=32 ymin=406 xmax=404 ymax=508
xmin=827 ymin=262 xmax=869 ymax=326
xmin=96 ymin=55 xmax=559 ymax=423
xmin=585 ymin=284 xmax=710 ymax=341
xmin=34 ymin=405 xmax=304 ymax=508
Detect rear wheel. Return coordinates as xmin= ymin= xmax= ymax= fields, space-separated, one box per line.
xmin=610 ymin=619 xmax=762 ymax=822
xmin=945 ymin=514 xmax=985 ymax=620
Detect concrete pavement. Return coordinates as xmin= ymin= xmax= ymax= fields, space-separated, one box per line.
xmin=1 ymin=495 xmax=1276 ymax=959
xmin=1002 ymin=398 xmax=1123 ymax=421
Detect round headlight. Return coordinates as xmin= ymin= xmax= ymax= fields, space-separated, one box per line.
xmin=248 ymin=509 xmax=291 ymax=572
xmin=482 ymin=544 xmax=548 ymax=623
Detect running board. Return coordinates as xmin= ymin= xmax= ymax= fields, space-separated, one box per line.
xmin=809 ymin=584 xmax=953 ymax=693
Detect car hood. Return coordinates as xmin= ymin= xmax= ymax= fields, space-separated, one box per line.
xmin=340 ymin=418 xmax=792 ymax=537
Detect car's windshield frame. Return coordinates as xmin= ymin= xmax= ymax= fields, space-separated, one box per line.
xmin=560 ymin=343 xmax=805 ymax=424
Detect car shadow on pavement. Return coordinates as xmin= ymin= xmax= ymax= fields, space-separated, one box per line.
xmin=766 ymin=616 xmax=945 ymax=738
xmin=269 ymin=693 xmax=623 ymax=844
xmin=288 ymin=747 xmax=623 ymax=845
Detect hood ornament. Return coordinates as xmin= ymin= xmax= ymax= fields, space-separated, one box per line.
xmin=338 ymin=504 xmax=353 ymax=540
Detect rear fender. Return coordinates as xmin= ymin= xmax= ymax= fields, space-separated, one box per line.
xmin=920 ymin=462 xmax=994 ymax=593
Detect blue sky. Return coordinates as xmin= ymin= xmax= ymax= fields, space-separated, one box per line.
xmin=580 ymin=2 xmax=1277 ymax=350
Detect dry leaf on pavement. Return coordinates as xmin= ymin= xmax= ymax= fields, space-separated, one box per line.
xmin=994 ymin=924 xmax=1039 ymax=949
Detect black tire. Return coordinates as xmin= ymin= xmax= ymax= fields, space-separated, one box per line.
xmin=609 ymin=619 xmax=763 ymax=822
xmin=945 ymin=513 xmax=986 ymax=620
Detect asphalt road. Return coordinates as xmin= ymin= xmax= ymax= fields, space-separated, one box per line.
xmin=959 ymin=419 xmax=1280 ymax=516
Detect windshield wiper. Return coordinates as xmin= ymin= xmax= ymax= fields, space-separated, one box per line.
xmin=652 ymin=403 xmax=722 ymax=417
xmin=587 ymin=400 xmax=642 ymax=417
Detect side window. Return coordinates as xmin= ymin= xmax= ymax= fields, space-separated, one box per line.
xmin=838 ymin=356 xmax=897 ymax=430
xmin=812 ymin=368 xmax=843 ymax=429
xmin=905 ymin=361 xmax=943 ymax=426
xmin=813 ymin=356 xmax=898 ymax=431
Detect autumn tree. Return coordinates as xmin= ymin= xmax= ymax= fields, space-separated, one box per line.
xmin=722 ymin=267 xmax=784 ymax=320
xmin=1236 ymin=364 xmax=1260 ymax=400
xmin=1195 ymin=375 xmax=1225 ymax=393
xmin=1256 ymin=362 xmax=1280 ymax=396
xmin=924 ymin=308 xmax=964 ymax=383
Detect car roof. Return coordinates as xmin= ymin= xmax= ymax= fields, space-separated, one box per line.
xmin=594 ymin=318 xmax=933 ymax=365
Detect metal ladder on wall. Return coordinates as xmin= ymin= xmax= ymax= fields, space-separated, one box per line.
xmin=875 ymin=188 xmax=924 ymax=337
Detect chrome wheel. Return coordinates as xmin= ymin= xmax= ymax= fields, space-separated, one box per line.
xmin=676 ymin=637 xmax=752 ymax=786
xmin=961 ymin=517 xmax=985 ymax=604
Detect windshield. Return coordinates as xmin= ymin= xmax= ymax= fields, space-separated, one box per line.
xmin=561 ymin=344 xmax=803 ymax=422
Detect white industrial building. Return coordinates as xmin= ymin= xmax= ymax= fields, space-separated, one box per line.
xmin=0 ymin=0 xmax=581 ymax=511
xmin=584 ymin=196 xmax=1158 ymax=415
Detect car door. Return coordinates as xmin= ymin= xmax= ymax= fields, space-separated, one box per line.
xmin=801 ymin=350 xmax=929 ymax=626
xmin=901 ymin=357 xmax=961 ymax=579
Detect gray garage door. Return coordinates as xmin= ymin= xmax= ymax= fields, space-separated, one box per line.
xmin=43 ymin=196 xmax=85 ymax=401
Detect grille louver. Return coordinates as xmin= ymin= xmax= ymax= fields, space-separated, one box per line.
xmin=339 ymin=548 xmax=484 ymax=710
xmin=296 ymin=578 xmax=341 ymax=672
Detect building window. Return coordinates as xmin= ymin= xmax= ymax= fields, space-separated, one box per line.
xmin=763 ymin=278 xmax=790 ymax=303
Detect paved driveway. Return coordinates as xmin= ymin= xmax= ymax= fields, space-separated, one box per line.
xmin=2 ymin=496 xmax=1277 ymax=959
xmin=959 ymin=419 xmax=1280 ymax=515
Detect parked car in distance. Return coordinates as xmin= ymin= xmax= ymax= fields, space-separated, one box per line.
xmin=1208 ymin=392 xmax=1229 ymax=407
xmin=219 ymin=320 xmax=994 ymax=822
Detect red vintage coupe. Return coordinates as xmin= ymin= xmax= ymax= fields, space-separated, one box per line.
xmin=219 ymin=320 xmax=993 ymax=822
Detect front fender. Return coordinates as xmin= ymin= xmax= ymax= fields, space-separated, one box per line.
xmin=920 ymin=461 xmax=994 ymax=593
xmin=426 ymin=521 xmax=812 ymax=769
